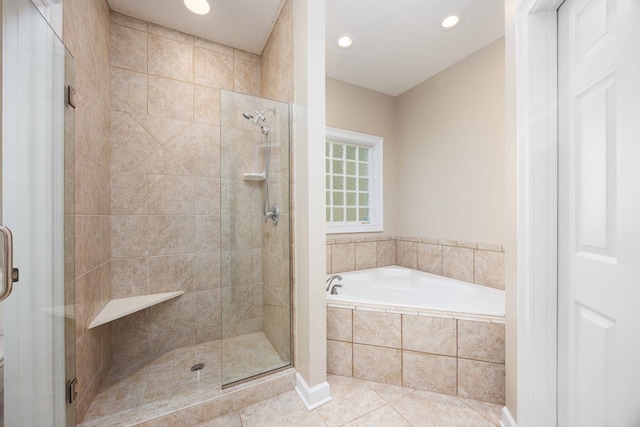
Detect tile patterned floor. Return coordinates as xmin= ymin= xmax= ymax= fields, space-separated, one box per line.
xmin=80 ymin=332 xmax=286 ymax=427
xmin=196 ymin=375 xmax=502 ymax=427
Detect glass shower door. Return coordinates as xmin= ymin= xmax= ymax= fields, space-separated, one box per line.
xmin=220 ymin=91 xmax=292 ymax=386
xmin=2 ymin=0 xmax=75 ymax=425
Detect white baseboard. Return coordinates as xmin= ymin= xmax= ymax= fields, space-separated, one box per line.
xmin=500 ymin=406 xmax=517 ymax=427
xmin=294 ymin=372 xmax=332 ymax=411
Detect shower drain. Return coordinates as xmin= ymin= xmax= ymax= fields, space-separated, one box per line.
xmin=190 ymin=363 xmax=205 ymax=372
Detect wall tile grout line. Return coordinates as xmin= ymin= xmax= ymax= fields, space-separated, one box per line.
xmin=327 ymin=236 xmax=505 ymax=289
xmin=327 ymin=305 xmax=505 ymax=405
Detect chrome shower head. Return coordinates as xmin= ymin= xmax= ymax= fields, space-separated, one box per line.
xmin=252 ymin=111 xmax=267 ymax=124
xmin=242 ymin=111 xmax=266 ymax=125
xmin=243 ymin=108 xmax=276 ymax=126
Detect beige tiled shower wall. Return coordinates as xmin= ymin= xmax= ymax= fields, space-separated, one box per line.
xmin=63 ymin=0 xmax=112 ymax=421
xmin=219 ymin=95 xmax=266 ymax=342
xmin=108 ymin=12 xmax=263 ymax=375
xmin=327 ymin=307 xmax=506 ymax=405
xmin=260 ymin=0 xmax=295 ymax=363
xmin=327 ymin=236 xmax=505 ymax=290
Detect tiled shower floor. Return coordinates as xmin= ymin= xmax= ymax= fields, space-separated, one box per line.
xmin=80 ymin=332 xmax=285 ymax=427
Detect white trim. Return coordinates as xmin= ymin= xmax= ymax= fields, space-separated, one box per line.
xmin=501 ymin=406 xmax=518 ymax=427
xmin=515 ymin=0 xmax=562 ymax=426
xmin=325 ymin=127 xmax=383 ymax=234
xmin=294 ymin=372 xmax=332 ymax=411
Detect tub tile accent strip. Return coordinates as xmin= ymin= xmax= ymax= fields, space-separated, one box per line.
xmin=327 ymin=236 xmax=505 ymax=290
xmin=326 ymin=305 xmax=506 ymax=405
xmin=329 ymin=301 xmax=505 ymax=324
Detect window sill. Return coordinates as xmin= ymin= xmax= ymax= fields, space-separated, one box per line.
xmin=326 ymin=224 xmax=383 ymax=234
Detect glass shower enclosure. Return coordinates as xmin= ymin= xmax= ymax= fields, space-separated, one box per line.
xmin=220 ymin=90 xmax=291 ymax=385
xmin=2 ymin=0 xmax=75 ymax=425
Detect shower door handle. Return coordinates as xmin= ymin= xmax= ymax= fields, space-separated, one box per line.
xmin=0 ymin=225 xmax=19 ymax=301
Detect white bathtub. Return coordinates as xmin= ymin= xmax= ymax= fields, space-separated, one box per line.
xmin=326 ymin=265 xmax=504 ymax=317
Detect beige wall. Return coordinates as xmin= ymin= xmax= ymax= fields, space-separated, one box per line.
xmin=63 ymin=0 xmax=112 ymax=421
xmin=325 ymin=78 xmax=398 ymax=238
xmin=396 ymin=38 xmax=506 ymax=245
xmin=504 ymin=0 xmax=518 ymax=420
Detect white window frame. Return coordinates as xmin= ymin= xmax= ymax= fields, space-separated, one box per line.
xmin=325 ymin=127 xmax=383 ymax=234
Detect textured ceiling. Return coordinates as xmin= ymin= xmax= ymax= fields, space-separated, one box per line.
xmin=107 ymin=0 xmax=505 ymax=96
xmin=106 ymin=0 xmax=285 ymax=55
xmin=326 ymin=0 xmax=505 ymax=96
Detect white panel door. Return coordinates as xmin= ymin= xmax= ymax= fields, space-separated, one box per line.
xmin=558 ymin=0 xmax=640 ymax=426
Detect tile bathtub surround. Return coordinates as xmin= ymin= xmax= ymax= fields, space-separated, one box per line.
xmin=326 ymin=307 xmax=506 ymax=405
xmin=396 ymin=240 xmax=417 ymax=270
xmin=353 ymin=310 xmax=401 ymax=348
xmin=402 ymin=315 xmax=456 ymax=356
xmin=327 ymin=340 xmax=353 ymax=377
xmin=326 ymin=236 xmax=505 ymax=290
xmin=458 ymin=320 xmax=505 ymax=364
xmin=353 ymin=344 xmax=402 ymax=386
xmin=327 ymin=237 xmax=397 ymax=274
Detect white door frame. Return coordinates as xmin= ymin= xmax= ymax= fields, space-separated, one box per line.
xmin=515 ymin=0 xmax=564 ymax=426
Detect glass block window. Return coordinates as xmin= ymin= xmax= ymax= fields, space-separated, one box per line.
xmin=326 ymin=128 xmax=383 ymax=233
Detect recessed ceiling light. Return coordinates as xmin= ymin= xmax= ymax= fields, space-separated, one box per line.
xmin=335 ymin=35 xmax=353 ymax=49
xmin=441 ymin=13 xmax=463 ymax=30
xmin=184 ymin=0 xmax=210 ymax=15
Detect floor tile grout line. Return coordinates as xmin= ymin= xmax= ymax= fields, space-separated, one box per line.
xmin=387 ymin=402 xmax=415 ymax=427
xmin=335 ymin=402 xmax=390 ymax=427
xmin=455 ymin=396 xmax=501 ymax=426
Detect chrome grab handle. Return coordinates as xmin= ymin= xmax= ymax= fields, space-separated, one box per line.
xmin=0 ymin=225 xmax=19 ymax=301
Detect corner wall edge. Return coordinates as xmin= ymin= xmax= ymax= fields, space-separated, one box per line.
xmin=294 ymin=372 xmax=332 ymax=411
xmin=501 ymin=406 xmax=517 ymax=427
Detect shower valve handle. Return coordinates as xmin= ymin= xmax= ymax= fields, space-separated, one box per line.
xmin=266 ymin=203 xmax=280 ymax=225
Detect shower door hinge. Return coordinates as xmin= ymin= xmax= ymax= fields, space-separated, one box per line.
xmin=67 ymin=378 xmax=78 ymax=404
xmin=67 ymin=85 xmax=76 ymax=109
